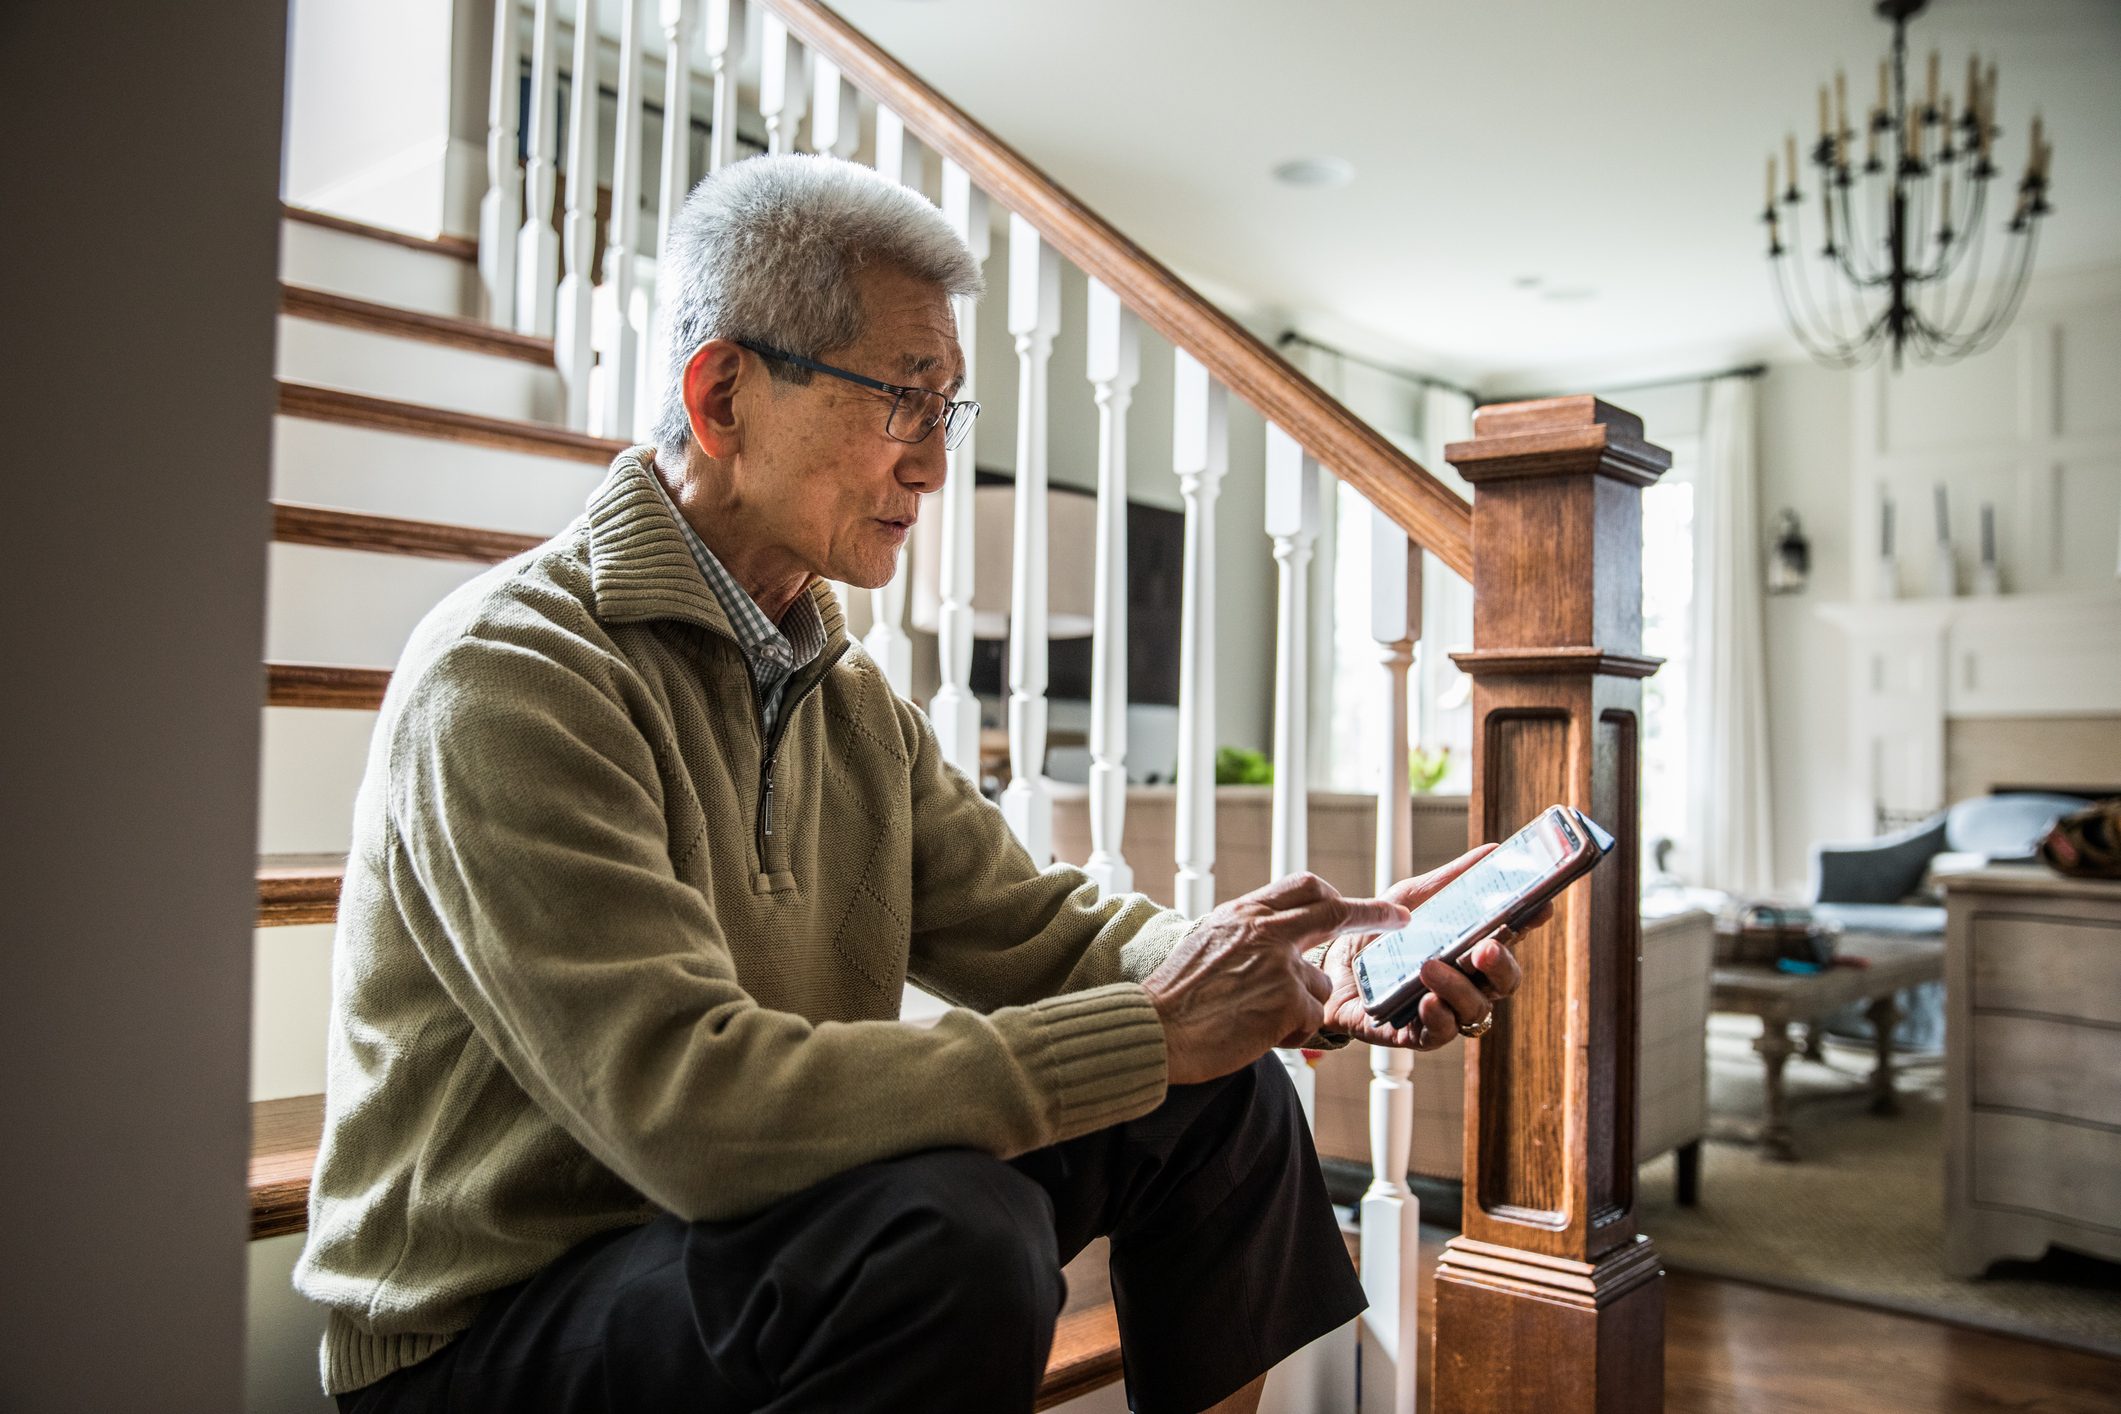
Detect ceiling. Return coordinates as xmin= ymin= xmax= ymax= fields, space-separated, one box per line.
xmin=818 ymin=0 xmax=2121 ymax=390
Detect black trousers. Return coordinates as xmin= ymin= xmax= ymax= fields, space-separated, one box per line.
xmin=338 ymin=1054 xmax=1366 ymax=1414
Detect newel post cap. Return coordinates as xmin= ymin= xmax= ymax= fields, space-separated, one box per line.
xmin=1445 ymin=394 xmax=1671 ymax=488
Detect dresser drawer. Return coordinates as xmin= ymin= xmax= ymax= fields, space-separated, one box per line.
xmin=1971 ymin=1112 xmax=2121 ymax=1231
xmin=1972 ymin=915 xmax=2121 ymax=1026
xmin=1973 ymin=1015 xmax=2121 ymax=1128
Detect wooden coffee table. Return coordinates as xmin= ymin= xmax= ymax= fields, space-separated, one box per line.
xmin=1710 ymin=932 xmax=1945 ymax=1162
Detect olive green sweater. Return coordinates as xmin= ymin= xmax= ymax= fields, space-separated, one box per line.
xmin=294 ymin=449 xmax=1191 ymax=1394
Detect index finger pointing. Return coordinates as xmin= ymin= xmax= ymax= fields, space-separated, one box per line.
xmin=1329 ymin=897 xmax=1412 ymax=936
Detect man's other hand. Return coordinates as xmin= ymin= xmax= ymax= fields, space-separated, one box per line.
xmin=1315 ymin=845 xmax=1540 ymax=1052
xmin=1143 ymin=874 xmax=1410 ymax=1086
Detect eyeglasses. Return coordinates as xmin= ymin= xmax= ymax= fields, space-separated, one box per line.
xmin=736 ymin=340 xmax=981 ymax=451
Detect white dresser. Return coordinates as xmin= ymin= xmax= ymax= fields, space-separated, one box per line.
xmin=1940 ymin=864 xmax=2121 ymax=1277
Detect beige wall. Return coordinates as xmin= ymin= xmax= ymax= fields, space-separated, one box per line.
xmin=1 ymin=3 xmax=283 ymax=1407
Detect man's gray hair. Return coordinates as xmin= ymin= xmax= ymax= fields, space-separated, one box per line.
xmin=650 ymin=154 xmax=985 ymax=461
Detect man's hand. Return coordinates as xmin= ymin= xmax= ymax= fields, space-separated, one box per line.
xmin=1142 ymin=874 xmax=1411 ymax=1086
xmin=1314 ymin=845 xmax=1543 ymax=1052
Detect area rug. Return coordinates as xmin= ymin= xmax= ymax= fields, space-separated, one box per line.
xmin=1636 ymin=1015 xmax=2121 ymax=1357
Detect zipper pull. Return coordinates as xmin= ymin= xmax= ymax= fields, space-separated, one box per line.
xmin=761 ymin=764 xmax=776 ymax=837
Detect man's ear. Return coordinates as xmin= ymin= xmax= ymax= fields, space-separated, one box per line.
xmin=682 ymin=340 xmax=747 ymax=460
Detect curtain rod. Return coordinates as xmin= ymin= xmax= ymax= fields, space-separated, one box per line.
xmin=1273 ymin=331 xmax=1481 ymax=403
xmin=1500 ymin=362 xmax=1769 ymax=404
xmin=1276 ymin=330 xmax=1765 ymax=407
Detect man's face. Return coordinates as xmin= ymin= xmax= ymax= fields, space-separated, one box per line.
xmin=712 ymin=263 xmax=964 ymax=592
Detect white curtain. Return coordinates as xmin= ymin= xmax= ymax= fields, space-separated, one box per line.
xmin=1687 ymin=376 xmax=1775 ymax=896
xmin=1418 ymin=387 xmax=1476 ymax=794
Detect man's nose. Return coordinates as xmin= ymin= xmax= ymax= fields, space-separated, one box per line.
xmin=894 ymin=429 xmax=948 ymax=493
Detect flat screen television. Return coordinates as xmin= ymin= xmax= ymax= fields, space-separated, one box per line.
xmin=968 ymin=473 xmax=1183 ymax=706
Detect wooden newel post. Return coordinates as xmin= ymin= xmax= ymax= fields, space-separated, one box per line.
xmin=1430 ymin=396 xmax=1670 ymax=1414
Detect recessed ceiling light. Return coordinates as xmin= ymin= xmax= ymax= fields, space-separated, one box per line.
xmin=1271 ymin=156 xmax=1355 ymax=189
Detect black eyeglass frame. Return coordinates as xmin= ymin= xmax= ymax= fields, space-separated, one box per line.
xmin=735 ymin=340 xmax=981 ymax=451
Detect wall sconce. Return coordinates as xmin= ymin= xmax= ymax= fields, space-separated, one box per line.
xmin=1767 ymin=508 xmax=1811 ymax=595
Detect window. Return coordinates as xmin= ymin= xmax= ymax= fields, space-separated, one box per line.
xmin=1640 ymin=439 xmax=1699 ymax=880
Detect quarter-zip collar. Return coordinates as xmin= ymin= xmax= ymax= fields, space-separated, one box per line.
xmin=584 ymin=446 xmax=849 ymax=653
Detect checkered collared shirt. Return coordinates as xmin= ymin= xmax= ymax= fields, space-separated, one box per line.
xmin=648 ymin=470 xmax=825 ymax=736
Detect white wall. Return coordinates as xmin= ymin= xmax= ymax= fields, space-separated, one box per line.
xmin=1756 ymin=265 xmax=2121 ymax=891
xmin=284 ymin=0 xmax=490 ymax=237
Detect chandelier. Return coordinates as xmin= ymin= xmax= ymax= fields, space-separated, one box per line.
xmin=1763 ymin=0 xmax=2054 ymax=370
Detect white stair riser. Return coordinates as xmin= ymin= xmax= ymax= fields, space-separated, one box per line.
xmin=266 ymin=543 xmax=492 ymax=668
xmin=277 ymin=315 xmax=564 ymax=425
xmin=258 ymin=706 xmax=375 ymax=856
xmin=279 ymin=220 xmax=480 ymax=320
xmin=253 ymin=925 xmax=333 ymax=1102
xmin=272 ymin=416 xmax=606 ymax=533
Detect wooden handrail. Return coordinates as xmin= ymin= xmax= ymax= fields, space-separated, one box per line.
xmin=755 ymin=0 xmax=1473 ymax=580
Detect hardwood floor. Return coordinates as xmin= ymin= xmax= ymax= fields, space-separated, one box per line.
xmin=1400 ymin=1230 xmax=2120 ymax=1412
xmin=1660 ymin=1271 xmax=2120 ymax=1414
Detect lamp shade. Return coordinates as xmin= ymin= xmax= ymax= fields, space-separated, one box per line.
xmin=908 ymin=481 xmax=1097 ymax=640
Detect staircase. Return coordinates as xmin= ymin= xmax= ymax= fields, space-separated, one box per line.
xmin=254 ymin=2 xmax=1667 ymax=1411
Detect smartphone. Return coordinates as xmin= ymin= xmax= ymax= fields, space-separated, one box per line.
xmin=1355 ymin=805 xmax=1615 ymax=1029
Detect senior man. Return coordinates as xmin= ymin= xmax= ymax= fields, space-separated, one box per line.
xmin=297 ymin=154 xmax=1522 ymax=1414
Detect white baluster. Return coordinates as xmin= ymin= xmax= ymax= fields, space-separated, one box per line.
xmin=930 ymin=161 xmax=988 ymax=777
xmin=860 ymin=101 xmax=914 ymax=695
xmin=478 ymin=0 xmax=522 ymax=328
xmin=809 ymin=55 xmax=860 ymax=159
xmin=1002 ymin=215 xmax=1060 ymax=866
xmin=645 ymin=0 xmax=696 ymax=426
xmin=705 ymin=0 xmax=742 ymax=173
xmin=1265 ymin=424 xmax=1320 ymax=880
xmin=1083 ymin=280 xmax=1139 ymax=897
xmin=592 ymin=0 xmax=647 ymax=440
xmin=759 ymin=14 xmax=807 ymax=157
xmin=1264 ymin=425 xmax=1324 ymax=1292
xmin=872 ymin=107 xmax=926 ymax=192
xmin=515 ymin=0 xmax=562 ymax=336
xmin=1360 ymin=504 xmax=1419 ymax=1414
xmin=1170 ymin=351 xmax=1227 ymax=918
xmin=554 ymin=0 xmax=601 ymax=429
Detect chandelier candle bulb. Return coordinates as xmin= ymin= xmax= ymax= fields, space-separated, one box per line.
xmin=1786 ymin=134 xmax=1799 ymax=192
xmin=1835 ymin=69 xmax=1849 ymax=140
xmin=1880 ymin=59 xmax=1890 ymax=112
xmin=1767 ymin=154 xmax=1776 ymax=211
xmin=1966 ymin=54 xmax=1979 ymax=120
xmin=1927 ymin=50 xmax=1939 ymax=115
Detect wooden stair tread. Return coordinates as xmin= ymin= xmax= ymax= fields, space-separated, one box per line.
xmin=258 ymin=853 xmax=347 ymax=927
xmin=250 ymin=1092 xmax=1126 ymax=1401
xmin=273 ymin=501 xmax=545 ymax=564
xmin=282 ymin=203 xmax=477 ymax=263
xmin=267 ymin=661 xmax=391 ymax=710
xmin=1035 ymin=1302 xmax=1124 ymax=1409
xmin=281 ymin=283 xmax=554 ymax=366
xmin=277 ymin=380 xmax=626 ymax=465
xmin=250 ymin=1093 xmax=325 ymax=1241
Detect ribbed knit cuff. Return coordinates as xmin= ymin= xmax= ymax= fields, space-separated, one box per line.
xmin=322 ymin=1313 xmax=459 ymax=1396
xmin=1025 ymin=982 xmax=1169 ymax=1144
